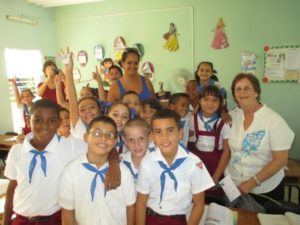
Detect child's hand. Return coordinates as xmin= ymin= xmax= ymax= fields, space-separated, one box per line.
xmin=11 ymin=77 xmax=17 ymax=85
xmin=59 ymin=47 xmax=73 ymax=74
xmin=92 ymin=66 xmax=103 ymax=84
xmin=16 ymin=134 xmax=25 ymax=144
xmin=221 ymin=111 xmax=232 ymax=124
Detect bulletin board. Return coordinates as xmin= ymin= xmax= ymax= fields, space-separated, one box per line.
xmin=263 ymin=45 xmax=300 ymax=83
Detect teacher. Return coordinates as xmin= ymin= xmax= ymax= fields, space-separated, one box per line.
xmin=107 ymin=48 xmax=156 ymax=102
xmin=227 ymin=73 xmax=294 ymax=205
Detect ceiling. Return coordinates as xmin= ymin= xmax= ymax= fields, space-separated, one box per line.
xmin=27 ymin=0 xmax=104 ymax=8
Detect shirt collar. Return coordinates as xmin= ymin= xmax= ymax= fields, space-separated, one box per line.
xmin=152 ymin=144 xmax=189 ymax=163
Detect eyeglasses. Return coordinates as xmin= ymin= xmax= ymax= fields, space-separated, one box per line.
xmin=88 ymin=129 xmax=116 ymax=140
xmin=235 ymin=86 xmax=253 ymax=93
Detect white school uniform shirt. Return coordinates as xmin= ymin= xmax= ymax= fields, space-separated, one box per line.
xmin=59 ymin=154 xmax=136 ymax=225
xmin=4 ymin=133 xmax=86 ymax=217
xmin=137 ymin=144 xmax=214 ymax=215
xmin=71 ymin=118 xmax=87 ymax=139
xmin=189 ymin=114 xmax=230 ymax=152
xmin=226 ymin=105 xmax=294 ymax=194
xmin=180 ymin=114 xmax=192 ymax=147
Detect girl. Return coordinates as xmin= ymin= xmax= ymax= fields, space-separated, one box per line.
xmin=121 ymin=91 xmax=142 ymax=118
xmin=11 ymin=78 xmax=35 ymax=134
xmin=107 ymin=102 xmax=131 ymax=155
xmin=186 ymin=80 xmax=200 ymax=113
xmin=108 ymin=65 xmax=123 ymax=83
xmin=189 ymin=85 xmax=231 ymax=196
xmin=57 ymin=108 xmax=71 ymax=137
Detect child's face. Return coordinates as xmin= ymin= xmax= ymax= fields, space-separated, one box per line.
xmin=84 ymin=121 xmax=117 ymax=157
xmin=109 ymin=68 xmax=122 ymax=81
xmin=108 ymin=104 xmax=130 ymax=132
xmin=122 ymin=94 xmax=141 ymax=114
xmin=58 ymin=110 xmax=70 ymax=136
xmin=200 ymin=95 xmax=220 ymax=117
xmin=186 ymin=81 xmax=199 ymax=101
xmin=152 ymin=118 xmax=182 ymax=157
xmin=104 ymin=61 xmax=113 ymax=69
xmin=197 ymin=63 xmax=213 ymax=83
xmin=79 ymin=99 xmax=101 ymax=125
xmin=170 ymin=97 xmax=189 ymax=118
xmin=124 ymin=127 xmax=149 ymax=158
xmin=122 ymin=53 xmax=139 ymax=76
xmin=80 ymin=87 xmax=94 ymax=98
xmin=139 ymin=104 xmax=157 ymax=124
xmin=21 ymin=91 xmax=34 ymax=106
xmin=30 ymin=107 xmax=59 ymax=147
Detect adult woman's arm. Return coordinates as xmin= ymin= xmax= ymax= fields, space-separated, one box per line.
xmin=238 ymin=150 xmax=289 ymax=194
xmin=107 ymin=81 xmax=120 ymax=103
xmin=37 ymin=75 xmax=52 ymax=97
xmin=144 ymin=76 xmax=156 ymax=99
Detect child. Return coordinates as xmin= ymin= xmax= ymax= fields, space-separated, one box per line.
xmin=185 ymin=80 xmax=200 ymax=113
xmin=189 ymin=85 xmax=230 ymax=194
xmin=2 ymin=99 xmax=86 ymax=225
xmin=136 ymin=109 xmax=214 ymax=225
xmin=57 ymin=107 xmax=71 ymax=137
xmin=139 ymin=98 xmax=162 ymax=125
xmin=122 ymin=119 xmax=151 ymax=183
xmin=169 ymin=93 xmax=191 ymax=147
xmin=121 ymin=91 xmax=142 ymax=118
xmin=108 ymin=65 xmax=123 ymax=83
xmin=107 ymin=102 xmax=131 ymax=154
xmin=59 ymin=116 xmax=135 ymax=225
xmin=11 ymin=78 xmax=35 ymax=134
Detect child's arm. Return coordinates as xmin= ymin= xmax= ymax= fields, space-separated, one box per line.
xmin=126 ymin=204 xmax=135 ymax=225
xmin=55 ymin=71 xmax=69 ymax=109
xmin=92 ymin=65 xmax=106 ymax=101
xmin=212 ymin=139 xmax=231 ymax=184
xmin=105 ymin=148 xmax=121 ymax=190
xmin=187 ymin=192 xmax=205 ymax=225
xmin=136 ymin=192 xmax=148 ymax=225
xmin=107 ymin=81 xmax=119 ymax=103
xmin=61 ymin=208 xmax=76 ymax=225
xmin=11 ymin=78 xmax=22 ymax=108
xmin=61 ymin=47 xmax=80 ymax=127
xmin=2 ymin=180 xmax=17 ymax=225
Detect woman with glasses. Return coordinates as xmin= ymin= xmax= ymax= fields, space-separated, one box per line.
xmin=107 ymin=48 xmax=156 ymax=103
xmin=226 ymin=73 xmax=294 ymax=206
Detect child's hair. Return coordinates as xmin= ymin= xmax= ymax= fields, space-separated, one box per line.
xmin=59 ymin=107 xmax=69 ymax=114
xmin=87 ymin=115 xmax=117 ymax=137
xmin=141 ymin=98 xmax=162 ymax=111
xmin=123 ymin=118 xmax=151 ymax=138
xmin=107 ymin=101 xmax=131 ymax=118
xmin=194 ymin=61 xmax=219 ymax=83
xmin=121 ymin=91 xmax=141 ymax=103
xmin=169 ymin=93 xmax=189 ymax=105
xmin=109 ymin=65 xmax=123 ymax=76
xmin=101 ymin=58 xmax=114 ymax=67
xmin=151 ymin=109 xmax=181 ymax=130
xmin=43 ymin=60 xmax=57 ymax=73
xmin=199 ymin=85 xmax=223 ymax=115
xmin=78 ymin=96 xmax=101 ymax=109
xmin=30 ymin=99 xmax=60 ymax=117
xmin=21 ymin=89 xmax=35 ymax=98
xmin=80 ymin=84 xmax=99 ymax=98
xmin=121 ymin=48 xmax=140 ymax=64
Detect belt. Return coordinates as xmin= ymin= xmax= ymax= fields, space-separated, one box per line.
xmin=146 ymin=207 xmax=186 ymax=219
xmin=16 ymin=210 xmax=61 ymax=223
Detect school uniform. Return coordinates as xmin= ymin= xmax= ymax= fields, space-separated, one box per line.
xmin=59 ymin=154 xmax=136 ymax=225
xmin=180 ymin=114 xmax=192 ymax=147
xmin=70 ymin=118 xmax=87 ymax=140
xmin=137 ymin=144 xmax=214 ymax=225
xmin=19 ymin=103 xmax=31 ymax=135
xmin=116 ymin=134 xmax=126 ymax=155
xmin=4 ymin=133 xmax=86 ymax=224
xmin=189 ymin=112 xmax=230 ymax=176
xmin=227 ymin=105 xmax=294 ymax=194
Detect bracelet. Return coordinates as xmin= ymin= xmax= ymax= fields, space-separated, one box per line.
xmin=253 ymin=176 xmax=261 ymax=186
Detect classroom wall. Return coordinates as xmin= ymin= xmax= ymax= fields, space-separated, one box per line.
xmin=0 ymin=0 xmax=56 ymax=133
xmin=54 ymin=0 xmax=300 ymax=159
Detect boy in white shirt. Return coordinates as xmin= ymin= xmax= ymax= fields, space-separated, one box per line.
xmin=59 ymin=116 xmax=135 ymax=225
xmin=136 ymin=109 xmax=214 ymax=225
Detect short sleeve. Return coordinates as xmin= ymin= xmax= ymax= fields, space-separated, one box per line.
xmin=190 ymin=157 xmax=214 ymax=194
xmin=120 ymin=164 xmax=136 ymax=206
xmin=136 ymin=159 xmax=151 ymax=194
xmin=221 ymin=122 xmax=230 ymax=140
xmin=59 ymin=165 xmax=75 ymax=210
xmin=4 ymin=145 xmax=20 ymax=180
xmin=70 ymin=118 xmax=87 ymax=140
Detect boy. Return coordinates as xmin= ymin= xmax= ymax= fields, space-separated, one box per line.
xmin=136 ymin=109 xmax=214 ymax=225
xmin=2 ymin=99 xmax=119 ymax=225
xmin=169 ymin=93 xmax=191 ymax=147
xmin=123 ymin=118 xmax=151 ymax=183
xmin=59 ymin=116 xmax=135 ymax=225
xmin=139 ymin=98 xmax=162 ymax=124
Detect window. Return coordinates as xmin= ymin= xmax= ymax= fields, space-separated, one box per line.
xmin=4 ymin=48 xmax=43 ymax=133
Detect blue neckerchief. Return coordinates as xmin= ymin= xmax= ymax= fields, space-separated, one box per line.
xmin=28 ymin=149 xmax=47 ymax=183
xmin=158 ymin=157 xmax=186 ymax=203
xmin=23 ymin=104 xmax=30 ymax=116
xmin=198 ymin=111 xmax=219 ymax=131
xmin=116 ymin=134 xmax=124 ymax=148
xmin=197 ymin=79 xmax=216 ymax=94
xmin=180 ymin=120 xmax=186 ymax=129
xmin=123 ymin=161 xmax=138 ymax=179
xmin=148 ymin=146 xmax=156 ymax=152
xmin=130 ymin=108 xmax=138 ymax=119
xmin=57 ymin=134 xmax=62 ymax=142
xmin=82 ymin=163 xmax=109 ymax=201
xmin=178 ymin=142 xmax=189 ymax=153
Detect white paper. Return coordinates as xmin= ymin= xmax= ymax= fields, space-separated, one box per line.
xmin=219 ymin=175 xmax=241 ymax=202
xmin=78 ymin=55 xmax=87 ymax=64
xmin=286 ymin=49 xmax=300 ymax=70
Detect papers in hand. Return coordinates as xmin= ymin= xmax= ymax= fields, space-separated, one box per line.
xmin=219 ymin=175 xmax=241 ymax=202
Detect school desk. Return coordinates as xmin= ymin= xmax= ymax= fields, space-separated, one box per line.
xmin=0 ymin=135 xmax=15 ymax=152
xmin=284 ymin=159 xmax=300 ymax=204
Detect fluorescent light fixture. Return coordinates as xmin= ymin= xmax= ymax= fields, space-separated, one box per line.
xmin=27 ymin=0 xmax=104 ymax=8
xmin=6 ymin=15 xmax=38 ymax=25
